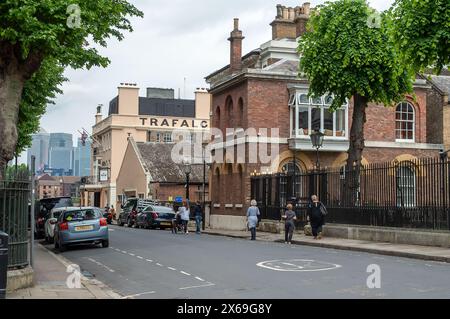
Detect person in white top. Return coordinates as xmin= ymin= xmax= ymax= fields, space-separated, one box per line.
xmin=180 ymin=201 xmax=190 ymax=234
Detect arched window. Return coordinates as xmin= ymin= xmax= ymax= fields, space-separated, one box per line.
xmin=214 ymin=167 xmax=221 ymax=204
xmin=238 ymin=98 xmax=244 ymax=128
xmin=396 ymin=102 xmax=415 ymax=142
xmin=396 ymin=164 xmax=416 ymax=207
xmin=225 ymin=96 xmax=233 ymax=129
xmin=214 ymin=106 xmax=221 ymax=129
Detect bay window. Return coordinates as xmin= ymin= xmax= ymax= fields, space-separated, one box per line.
xmin=289 ymin=92 xmax=349 ymax=139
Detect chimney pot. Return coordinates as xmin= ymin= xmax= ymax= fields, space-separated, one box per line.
xmin=234 ymin=18 xmax=239 ymax=30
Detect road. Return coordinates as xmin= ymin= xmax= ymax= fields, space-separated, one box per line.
xmin=42 ymin=225 xmax=450 ymax=299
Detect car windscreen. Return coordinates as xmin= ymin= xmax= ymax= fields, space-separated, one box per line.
xmin=63 ymin=209 xmax=101 ymax=222
xmin=52 ymin=211 xmax=63 ymax=219
xmin=39 ymin=198 xmax=73 ymax=218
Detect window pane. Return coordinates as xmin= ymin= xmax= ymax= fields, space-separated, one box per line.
xmin=324 ymin=109 xmax=333 ymax=136
xmin=298 ymin=107 xmax=309 ymax=135
xmin=312 ymin=97 xmax=322 ymax=105
xmin=325 ymin=96 xmax=334 ymax=105
xmin=299 ymin=94 xmax=309 ymax=104
xmin=311 ymin=108 xmax=321 ymax=131
xmin=336 ymin=109 xmax=345 ymax=137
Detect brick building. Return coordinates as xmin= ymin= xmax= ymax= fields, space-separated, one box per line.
xmin=205 ymin=3 xmax=449 ymax=230
xmin=37 ymin=174 xmax=81 ymax=199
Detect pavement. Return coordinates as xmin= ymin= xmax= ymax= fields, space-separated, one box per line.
xmin=7 ymin=242 xmax=121 ymax=299
xmin=26 ymin=224 xmax=450 ymax=299
xmin=202 ymin=228 xmax=450 ymax=263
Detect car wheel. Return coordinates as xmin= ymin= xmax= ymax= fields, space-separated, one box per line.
xmin=102 ymin=240 xmax=109 ymax=248
xmin=127 ymin=218 xmax=132 ymax=227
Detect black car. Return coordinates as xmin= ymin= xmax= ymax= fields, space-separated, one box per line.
xmin=135 ymin=205 xmax=176 ymax=229
xmin=118 ymin=198 xmax=157 ymax=227
xmin=35 ymin=197 xmax=73 ymax=238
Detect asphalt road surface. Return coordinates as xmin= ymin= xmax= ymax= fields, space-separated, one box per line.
xmin=43 ymin=225 xmax=450 ymax=299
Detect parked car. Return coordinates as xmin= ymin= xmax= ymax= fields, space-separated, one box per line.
xmin=135 ymin=205 xmax=176 ymax=229
xmin=54 ymin=207 xmax=109 ymax=252
xmin=118 ymin=198 xmax=158 ymax=227
xmin=35 ymin=197 xmax=73 ymax=239
xmin=44 ymin=207 xmax=66 ymax=243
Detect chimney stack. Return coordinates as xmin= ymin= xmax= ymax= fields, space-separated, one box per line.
xmin=228 ymin=18 xmax=245 ymax=73
xmin=271 ymin=2 xmax=312 ymax=40
xmin=294 ymin=2 xmax=311 ymax=38
xmin=95 ymin=104 xmax=103 ymax=124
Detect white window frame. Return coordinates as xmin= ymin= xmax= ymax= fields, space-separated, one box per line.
xmin=395 ymin=102 xmax=416 ymax=143
xmin=289 ymin=92 xmax=349 ymax=140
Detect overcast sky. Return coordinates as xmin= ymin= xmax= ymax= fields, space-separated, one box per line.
xmin=19 ymin=0 xmax=394 ymax=163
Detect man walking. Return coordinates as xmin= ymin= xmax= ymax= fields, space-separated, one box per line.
xmin=194 ymin=201 xmax=203 ymax=234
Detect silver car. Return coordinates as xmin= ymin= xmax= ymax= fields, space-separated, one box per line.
xmin=54 ymin=207 xmax=109 ymax=252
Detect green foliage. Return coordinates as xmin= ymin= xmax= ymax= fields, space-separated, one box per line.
xmin=390 ymin=0 xmax=450 ymax=74
xmin=0 ymin=0 xmax=143 ymax=69
xmin=5 ymin=163 xmax=29 ymax=180
xmin=298 ymin=0 xmax=414 ymax=111
xmin=0 ymin=0 xmax=143 ymax=154
xmin=16 ymin=58 xmax=66 ymax=154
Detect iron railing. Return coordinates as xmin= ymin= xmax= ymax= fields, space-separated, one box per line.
xmin=251 ymin=157 xmax=450 ymax=231
xmin=0 ymin=170 xmax=31 ymax=268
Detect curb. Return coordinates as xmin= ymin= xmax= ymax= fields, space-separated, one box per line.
xmin=204 ymin=231 xmax=450 ymax=264
xmin=40 ymin=244 xmax=122 ymax=299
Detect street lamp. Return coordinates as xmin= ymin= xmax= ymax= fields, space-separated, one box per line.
xmin=310 ymin=130 xmax=325 ymax=170
xmin=183 ymin=159 xmax=192 ymax=201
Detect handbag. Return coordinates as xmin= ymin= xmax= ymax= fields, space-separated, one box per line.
xmin=304 ymin=222 xmax=313 ymax=236
xmin=320 ymin=203 xmax=328 ymax=216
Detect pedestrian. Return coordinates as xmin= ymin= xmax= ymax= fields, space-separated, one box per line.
xmin=180 ymin=200 xmax=190 ymax=234
xmin=247 ymin=200 xmax=260 ymax=241
xmin=194 ymin=201 xmax=203 ymax=234
xmin=110 ymin=205 xmax=116 ymax=220
xmin=307 ymin=195 xmax=327 ymax=240
xmin=282 ymin=204 xmax=297 ymax=244
xmin=172 ymin=207 xmax=180 ymax=234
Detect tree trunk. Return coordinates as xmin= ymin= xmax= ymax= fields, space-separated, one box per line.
xmin=0 ymin=43 xmax=43 ymax=180
xmin=344 ymin=94 xmax=368 ymax=206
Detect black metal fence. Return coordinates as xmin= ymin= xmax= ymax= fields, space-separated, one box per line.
xmin=0 ymin=169 xmax=31 ymax=268
xmin=251 ymin=157 xmax=450 ymax=231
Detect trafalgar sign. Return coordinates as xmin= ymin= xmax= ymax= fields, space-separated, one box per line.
xmin=139 ymin=117 xmax=209 ymax=129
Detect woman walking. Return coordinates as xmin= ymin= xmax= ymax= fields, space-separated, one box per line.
xmin=247 ymin=200 xmax=260 ymax=241
xmin=307 ymin=195 xmax=326 ymax=240
xmin=282 ymin=204 xmax=297 ymax=244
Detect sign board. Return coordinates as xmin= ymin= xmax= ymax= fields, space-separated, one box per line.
xmin=99 ymin=169 xmax=109 ymax=182
xmin=175 ymin=196 xmax=183 ymax=203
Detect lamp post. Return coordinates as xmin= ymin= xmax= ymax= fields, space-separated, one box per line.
xmin=310 ymin=130 xmax=325 ymax=170
xmin=183 ymin=159 xmax=192 ymax=201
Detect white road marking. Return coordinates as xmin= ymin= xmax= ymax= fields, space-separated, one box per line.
xmin=168 ymin=267 xmax=177 ymax=271
xmin=129 ymin=253 xmax=135 ymax=256
xmin=121 ymin=251 xmax=127 ymax=254
xmin=146 ymin=259 xmax=153 ymax=262
xmin=180 ymin=271 xmax=191 ymax=276
xmin=86 ymin=257 xmax=115 ymax=273
xmin=121 ymin=291 xmax=156 ymax=299
xmin=195 ymin=277 xmax=205 ymax=282
xmin=137 ymin=256 xmax=144 ymax=260
xmin=257 ymin=259 xmax=342 ymax=272
xmin=156 ymin=263 xmax=163 ymax=267
xmin=179 ymin=282 xmax=215 ymax=290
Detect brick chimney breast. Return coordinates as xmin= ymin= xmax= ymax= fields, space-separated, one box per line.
xmin=228 ymin=18 xmax=245 ymax=73
xmin=270 ymin=5 xmax=297 ymax=40
xmin=294 ymin=2 xmax=312 ymax=38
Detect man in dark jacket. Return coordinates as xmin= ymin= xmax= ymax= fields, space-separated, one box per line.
xmin=307 ymin=195 xmax=326 ymax=240
xmin=194 ymin=201 xmax=203 ymax=234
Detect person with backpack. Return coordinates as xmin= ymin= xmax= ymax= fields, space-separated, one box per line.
xmin=307 ymin=195 xmax=327 ymax=240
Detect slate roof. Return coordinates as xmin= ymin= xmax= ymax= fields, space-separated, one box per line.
xmin=263 ymin=59 xmax=299 ymax=74
xmin=135 ymin=142 xmax=207 ymax=184
xmin=429 ymin=75 xmax=450 ymax=95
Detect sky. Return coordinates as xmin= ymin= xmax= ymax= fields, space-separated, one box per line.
xmin=19 ymin=0 xmax=394 ymax=163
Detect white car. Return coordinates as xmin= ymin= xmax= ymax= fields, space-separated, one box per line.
xmin=44 ymin=207 xmax=70 ymax=243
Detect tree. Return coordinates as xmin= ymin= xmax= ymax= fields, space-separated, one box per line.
xmin=390 ymin=0 xmax=450 ymax=74
xmin=298 ymin=0 xmax=414 ymax=202
xmin=0 ymin=0 xmax=143 ymax=179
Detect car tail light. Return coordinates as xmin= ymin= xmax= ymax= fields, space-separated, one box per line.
xmin=59 ymin=222 xmax=69 ymax=231
xmin=151 ymin=212 xmax=159 ymax=219
xmin=38 ymin=218 xmax=44 ymax=225
xmin=100 ymin=218 xmax=108 ymax=227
